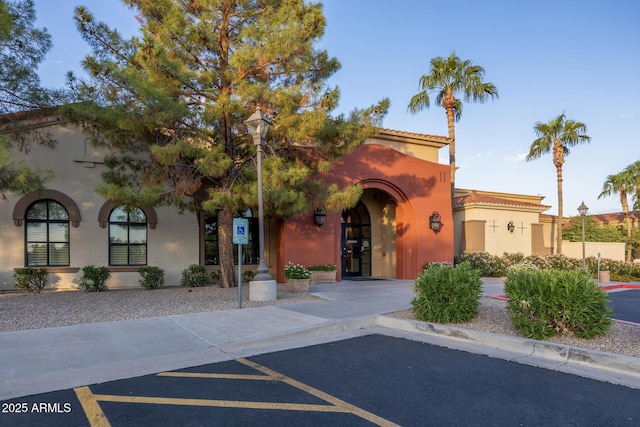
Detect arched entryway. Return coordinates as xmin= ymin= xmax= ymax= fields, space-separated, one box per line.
xmin=341 ymin=188 xmax=401 ymax=279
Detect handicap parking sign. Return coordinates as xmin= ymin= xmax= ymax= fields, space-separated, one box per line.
xmin=233 ymin=218 xmax=249 ymax=244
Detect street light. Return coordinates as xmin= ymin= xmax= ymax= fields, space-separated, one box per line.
xmin=245 ymin=107 xmax=273 ymax=282
xmin=578 ymin=201 xmax=588 ymax=270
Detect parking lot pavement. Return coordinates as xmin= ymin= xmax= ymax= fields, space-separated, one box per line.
xmin=3 ymin=334 xmax=640 ymax=427
xmin=607 ymin=289 xmax=640 ymax=324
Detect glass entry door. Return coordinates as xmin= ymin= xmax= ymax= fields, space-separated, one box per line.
xmin=342 ymin=223 xmax=361 ymax=277
xmin=341 ymin=223 xmax=371 ymax=277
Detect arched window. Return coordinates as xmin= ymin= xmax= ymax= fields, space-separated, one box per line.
xmin=109 ymin=207 xmax=147 ymax=266
xmin=25 ymin=200 xmax=70 ymax=266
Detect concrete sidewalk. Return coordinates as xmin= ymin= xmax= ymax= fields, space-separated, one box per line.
xmin=1 ymin=278 xmax=639 ymax=401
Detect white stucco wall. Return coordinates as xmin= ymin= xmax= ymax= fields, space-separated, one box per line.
xmin=0 ymin=120 xmax=199 ymax=290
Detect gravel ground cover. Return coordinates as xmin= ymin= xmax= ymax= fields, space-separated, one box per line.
xmin=1 ymin=286 xmax=638 ymax=359
xmin=392 ymin=297 xmax=640 ymax=359
xmin=0 ymin=284 xmax=318 ymax=332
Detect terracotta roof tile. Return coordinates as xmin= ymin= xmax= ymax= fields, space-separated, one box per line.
xmin=454 ymin=193 xmax=550 ymax=210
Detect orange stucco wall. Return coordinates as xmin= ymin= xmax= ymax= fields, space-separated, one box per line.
xmin=276 ymin=144 xmax=453 ymax=282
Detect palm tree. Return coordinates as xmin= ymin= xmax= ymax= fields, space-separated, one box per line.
xmin=598 ymin=170 xmax=634 ymax=262
xmin=625 ymin=160 xmax=640 ymax=210
xmin=408 ymin=51 xmax=498 ymax=194
xmin=526 ymin=113 xmax=590 ymax=254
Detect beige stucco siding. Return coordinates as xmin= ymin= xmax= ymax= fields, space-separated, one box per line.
xmin=0 ymin=120 xmax=198 ymax=290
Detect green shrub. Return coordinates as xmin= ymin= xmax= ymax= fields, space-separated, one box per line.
xmin=412 ymin=262 xmax=483 ymax=323
xmin=14 ymin=267 xmax=49 ymax=293
xmin=457 ymin=252 xmax=640 ymax=281
xmin=504 ymin=269 xmax=612 ymax=340
xmin=307 ymin=264 xmax=337 ymax=272
xmin=181 ymin=264 xmax=208 ymax=287
xmin=210 ymin=270 xmax=221 ymax=284
xmin=457 ymin=252 xmax=506 ymax=277
xmin=242 ymin=270 xmax=255 ymax=281
xmin=138 ymin=267 xmax=164 ymax=290
xmin=79 ymin=265 xmax=110 ymax=292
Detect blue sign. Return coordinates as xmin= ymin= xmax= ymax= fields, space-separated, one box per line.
xmin=233 ymin=218 xmax=249 ymax=244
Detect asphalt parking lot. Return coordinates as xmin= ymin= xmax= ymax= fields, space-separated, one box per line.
xmin=3 ymin=334 xmax=640 ymax=427
xmin=608 ymin=289 xmax=640 ymax=324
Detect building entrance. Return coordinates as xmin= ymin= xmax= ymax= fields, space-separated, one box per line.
xmin=341 ymin=202 xmax=371 ymax=278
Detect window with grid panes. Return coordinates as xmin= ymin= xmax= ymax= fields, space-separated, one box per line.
xmin=25 ymin=200 xmax=70 ymax=266
xmin=109 ymin=207 xmax=147 ymax=266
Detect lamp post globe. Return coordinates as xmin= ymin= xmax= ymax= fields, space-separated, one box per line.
xmin=244 ymin=107 xmax=273 ymax=282
xmin=578 ymin=201 xmax=588 ymax=270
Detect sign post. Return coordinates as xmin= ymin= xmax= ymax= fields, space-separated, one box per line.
xmin=233 ymin=218 xmax=249 ymax=308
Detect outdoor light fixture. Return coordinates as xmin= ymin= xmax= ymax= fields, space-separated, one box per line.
xmin=507 ymin=221 xmax=515 ymax=233
xmin=245 ymin=107 xmax=272 ymax=281
xmin=578 ymin=201 xmax=588 ymax=270
xmin=314 ymin=208 xmax=326 ymax=227
xmin=429 ymin=211 xmax=442 ymax=233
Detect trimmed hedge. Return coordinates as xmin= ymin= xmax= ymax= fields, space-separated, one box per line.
xmin=412 ymin=262 xmax=482 ymax=323
xmin=181 ymin=264 xmax=208 ymax=287
xmin=14 ymin=267 xmax=49 ymax=293
xmin=138 ymin=266 xmax=164 ymax=290
xmin=79 ymin=265 xmax=110 ymax=292
xmin=458 ymin=252 xmax=640 ymax=280
xmin=504 ymin=269 xmax=612 ymax=340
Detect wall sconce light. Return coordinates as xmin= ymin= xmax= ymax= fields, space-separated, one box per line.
xmin=429 ymin=211 xmax=442 ymax=233
xmin=314 ymin=208 xmax=326 ymax=227
xmin=507 ymin=221 xmax=515 ymax=233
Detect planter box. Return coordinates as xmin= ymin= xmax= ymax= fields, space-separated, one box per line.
xmin=310 ymin=270 xmax=336 ymax=284
xmin=287 ymin=279 xmax=310 ymax=293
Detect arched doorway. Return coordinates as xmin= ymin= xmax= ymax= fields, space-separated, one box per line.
xmin=341 ymin=201 xmax=371 ymax=278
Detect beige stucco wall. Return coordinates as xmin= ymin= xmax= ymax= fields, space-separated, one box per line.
xmin=0 ymin=120 xmax=199 ymax=290
xmin=562 ymin=241 xmax=625 ymax=262
xmin=454 ymin=206 xmax=541 ymax=257
xmin=364 ymin=129 xmax=448 ymax=164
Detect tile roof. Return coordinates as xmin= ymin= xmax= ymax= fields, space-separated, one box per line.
xmin=454 ymin=193 xmax=550 ymax=211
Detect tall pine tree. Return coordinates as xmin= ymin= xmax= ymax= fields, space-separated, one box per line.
xmin=63 ymin=0 xmax=389 ymax=288
xmin=0 ymin=0 xmax=66 ymax=198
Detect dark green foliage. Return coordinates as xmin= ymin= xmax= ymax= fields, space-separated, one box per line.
xmin=242 ymin=270 xmax=254 ymax=281
xmin=412 ymin=262 xmax=483 ymax=323
xmin=79 ymin=265 xmax=110 ymax=292
xmin=63 ymin=0 xmax=388 ymax=289
xmin=13 ymin=267 xmax=48 ymax=293
xmin=458 ymin=252 xmax=640 ymax=280
xmin=138 ymin=266 xmax=164 ymax=290
xmin=504 ymin=269 xmax=612 ymax=340
xmin=456 ymin=252 xmax=506 ymax=276
xmin=181 ymin=264 xmax=208 ymax=287
xmin=210 ymin=270 xmax=221 ymax=285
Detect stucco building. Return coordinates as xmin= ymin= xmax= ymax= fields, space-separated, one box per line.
xmin=453 ymin=189 xmax=551 ymax=259
xmin=0 ymin=111 xmax=454 ymax=290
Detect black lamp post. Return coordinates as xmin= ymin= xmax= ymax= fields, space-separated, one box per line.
xmin=578 ymin=201 xmax=588 ymax=270
xmin=245 ymin=108 xmax=272 ymax=281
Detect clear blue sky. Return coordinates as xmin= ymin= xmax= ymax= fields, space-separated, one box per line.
xmin=32 ymin=0 xmax=640 ymax=216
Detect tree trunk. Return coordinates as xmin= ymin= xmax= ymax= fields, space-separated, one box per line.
xmin=553 ymin=139 xmax=565 ymax=254
xmin=218 ymin=205 xmax=237 ymax=288
xmin=443 ymin=91 xmax=456 ymax=199
xmin=556 ymin=165 xmax=563 ymax=255
xmin=621 ymin=191 xmax=633 ymax=262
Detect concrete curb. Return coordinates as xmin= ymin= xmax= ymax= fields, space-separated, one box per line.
xmin=375 ymin=315 xmax=640 ymax=389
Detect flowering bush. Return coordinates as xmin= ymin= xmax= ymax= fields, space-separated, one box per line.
xmin=284 ymin=262 xmax=311 ymax=279
xmin=307 ymin=264 xmax=336 ymax=272
xmin=454 ymin=251 xmax=640 ymax=280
